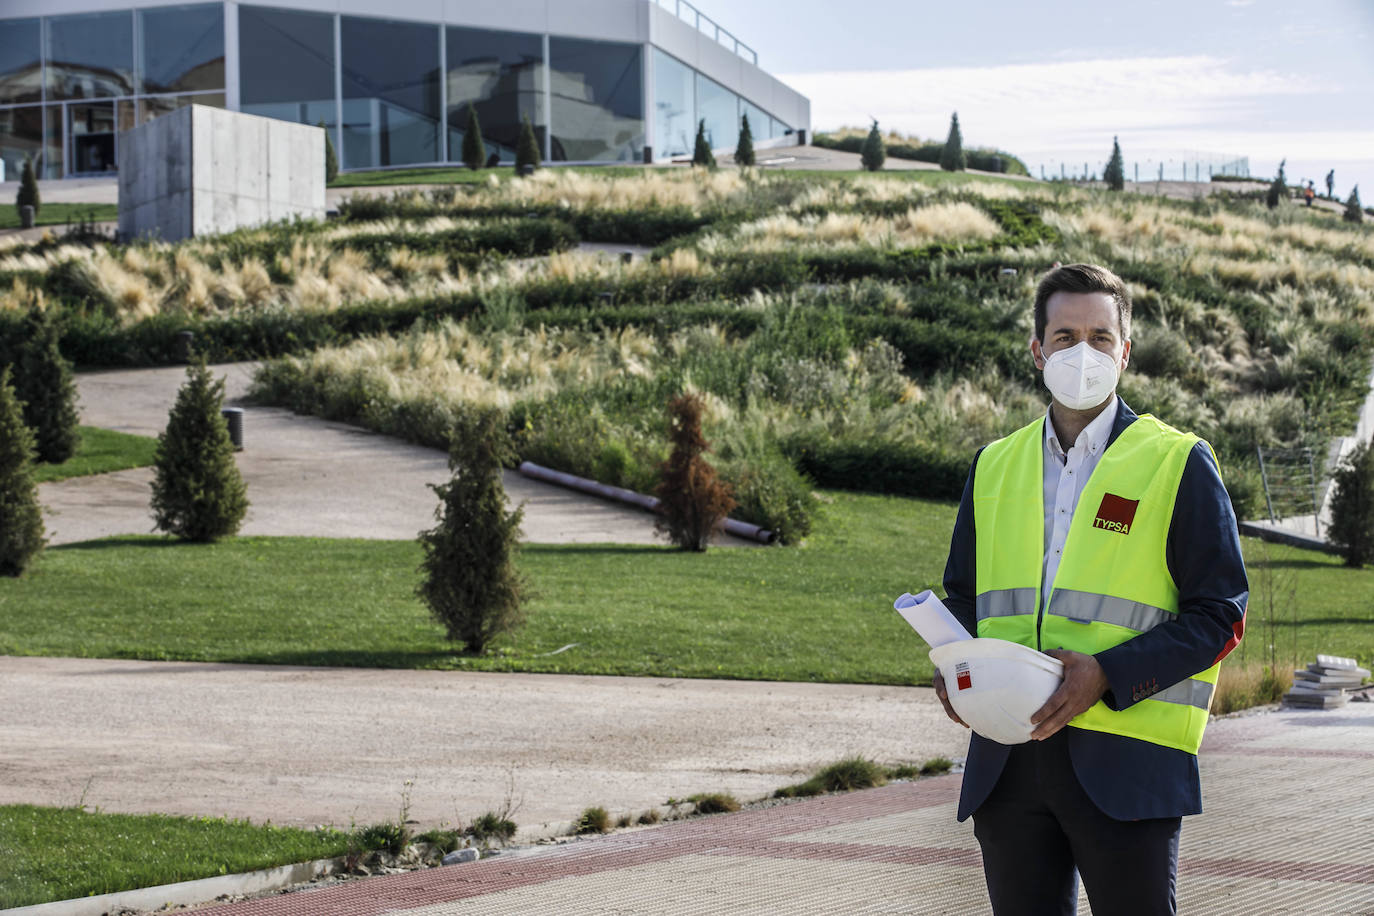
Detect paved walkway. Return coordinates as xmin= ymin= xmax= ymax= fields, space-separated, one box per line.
xmin=192 ymin=700 xmax=1374 ymax=915
xmin=39 ymin=364 xmax=754 ymax=547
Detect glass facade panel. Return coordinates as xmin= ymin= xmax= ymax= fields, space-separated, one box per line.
xmin=549 ymin=37 xmax=642 ymax=162
xmin=696 ymin=72 xmax=737 ymax=153
xmin=140 ymin=4 xmax=224 ymax=95
xmin=140 ymin=92 xmax=225 ymax=125
xmin=0 ymin=105 xmax=43 ymax=181
xmin=741 ymin=99 xmax=769 ymax=142
xmin=651 ymin=48 xmax=692 ymax=159
xmin=446 ymin=26 xmax=543 ymax=164
xmin=47 ymin=11 xmax=135 ymax=100
xmin=42 ymin=105 xmax=64 ymax=179
xmin=0 ymin=18 xmax=41 ymax=105
xmin=68 ymin=101 xmax=117 ymax=173
xmin=341 ymin=16 xmax=440 ymax=169
xmin=238 ymin=5 xmax=336 ymax=140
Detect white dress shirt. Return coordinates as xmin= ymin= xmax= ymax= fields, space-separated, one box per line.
xmin=1041 ymin=395 xmax=1117 ymax=608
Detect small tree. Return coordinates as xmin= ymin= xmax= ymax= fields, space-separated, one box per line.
xmin=860 ymin=119 xmax=885 ymax=172
xmin=14 ymin=307 xmax=80 ymax=464
xmin=654 ymin=393 xmax=735 ymax=551
xmin=150 ymin=359 xmax=248 ymax=542
xmin=940 ymin=112 xmax=965 ymax=172
xmin=692 ymin=119 xmax=716 ymax=169
xmin=318 ymin=121 xmax=338 ymax=185
xmin=461 ymin=103 xmax=486 ymax=171
xmin=417 ymin=409 xmax=525 ymax=653
xmin=1344 ymin=185 xmax=1363 ymax=224
xmin=15 ymin=155 xmax=39 ymax=219
xmin=515 ymin=115 xmax=541 ymax=174
xmin=1104 ymin=136 xmax=1125 ymax=191
xmin=1328 ymin=443 xmax=1374 ymax=567
xmin=735 ymin=112 xmax=755 ymax=167
xmin=0 ymin=366 xmax=45 ymax=576
xmin=1266 ymin=159 xmax=1288 ymax=209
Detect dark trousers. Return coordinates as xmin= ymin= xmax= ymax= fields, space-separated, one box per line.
xmin=971 ymin=729 xmax=1181 ymax=916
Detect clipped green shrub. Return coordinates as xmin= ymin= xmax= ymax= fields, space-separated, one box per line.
xmin=515 ymin=116 xmax=541 ymax=174
xmin=417 ymin=407 xmax=525 ymax=653
xmin=16 ymin=155 xmax=39 ymax=219
xmin=1328 ymin=442 xmax=1374 ymax=567
xmin=860 ymin=120 xmax=885 ymax=172
xmin=785 ymin=436 xmax=969 ymax=501
xmin=13 ymin=307 xmax=80 ymax=464
xmin=692 ymin=119 xmax=716 ymax=169
xmin=575 ymin=806 xmax=610 ymax=834
xmin=150 ymin=360 xmax=249 ymax=542
xmin=690 ymin=793 xmax=740 ymax=815
xmin=940 ymin=113 xmax=965 ymax=172
xmin=654 ymin=393 xmax=736 ymax=551
xmin=735 ymin=113 xmax=755 ymax=167
xmin=1104 ymin=136 xmax=1125 ymax=191
xmin=319 ymin=121 xmax=338 ymax=185
xmin=0 ymin=366 xmax=46 ymax=576
xmin=462 ymin=103 xmax=486 ymax=171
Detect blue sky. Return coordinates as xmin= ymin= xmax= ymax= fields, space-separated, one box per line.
xmin=707 ymin=0 xmax=1373 ymax=198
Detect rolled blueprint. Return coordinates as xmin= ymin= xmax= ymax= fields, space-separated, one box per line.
xmin=893 ymin=590 xmax=972 ymax=649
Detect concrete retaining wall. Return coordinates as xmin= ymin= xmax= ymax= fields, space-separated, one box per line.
xmin=118 ymin=105 xmax=326 ymax=243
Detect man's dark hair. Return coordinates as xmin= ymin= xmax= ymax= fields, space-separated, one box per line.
xmin=1033 ymin=263 xmax=1132 ymax=343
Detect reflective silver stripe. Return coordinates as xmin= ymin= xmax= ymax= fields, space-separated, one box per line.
xmin=1047 ymin=589 xmax=1173 ymax=633
xmin=976 ymin=588 xmax=1037 ymax=621
xmin=1150 ymin=678 xmax=1214 ymax=711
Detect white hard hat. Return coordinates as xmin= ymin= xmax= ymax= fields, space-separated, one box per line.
xmin=929 ymin=638 xmax=1064 ymax=745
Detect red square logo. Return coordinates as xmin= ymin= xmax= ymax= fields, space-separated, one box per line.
xmin=1092 ymin=493 xmax=1139 ymax=535
xmin=955 ymin=662 xmax=972 ymax=691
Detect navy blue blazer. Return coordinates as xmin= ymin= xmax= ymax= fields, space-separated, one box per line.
xmin=942 ymin=399 xmax=1249 ymax=822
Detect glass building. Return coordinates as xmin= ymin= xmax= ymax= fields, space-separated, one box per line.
xmin=0 ymin=0 xmax=809 ymax=180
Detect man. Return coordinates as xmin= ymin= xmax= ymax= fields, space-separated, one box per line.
xmin=936 ymin=263 xmax=1247 ymax=916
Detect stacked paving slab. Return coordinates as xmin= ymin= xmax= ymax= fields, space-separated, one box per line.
xmin=1285 ymin=653 xmax=1371 ymax=708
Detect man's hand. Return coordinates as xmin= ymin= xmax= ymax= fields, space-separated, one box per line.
xmin=933 ymin=670 xmax=969 ymax=729
xmin=1029 ymin=649 xmax=1109 ymax=741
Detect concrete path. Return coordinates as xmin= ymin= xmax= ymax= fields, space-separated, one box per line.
xmin=185 ymin=699 xmax=1374 ymax=915
xmin=39 ymin=363 xmax=754 ymax=547
xmin=0 ymin=656 xmax=962 ymax=840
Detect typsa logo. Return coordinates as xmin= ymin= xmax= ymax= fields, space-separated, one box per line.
xmin=1092 ymin=493 xmax=1139 ymax=535
xmin=955 ymin=661 xmax=972 ymax=691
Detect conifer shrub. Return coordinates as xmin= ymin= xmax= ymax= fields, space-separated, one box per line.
xmin=318 ymin=121 xmax=338 ymax=185
xmin=860 ymin=120 xmax=885 ymax=172
xmin=1266 ymin=159 xmax=1288 ymax=209
xmin=1328 ymin=442 xmax=1374 ymax=567
xmin=692 ymin=119 xmax=716 ymax=169
xmin=14 ymin=307 xmax=80 ymax=464
xmin=1104 ymin=136 xmax=1125 ymax=191
xmin=0 ymin=366 xmax=46 ymax=576
xmin=416 ymin=408 xmax=525 ymax=653
xmin=1344 ymin=186 xmax=1363 ymax=224
xmin=515 ymin=116 xmax=541 ymax=175
xmin=735 ymin=113 xmax=755 ymax=167
xmin=939 ymin=112 xmax=965 ymax=172
xmin=150 ymin=359 xmax=249 ymax=542
xmin=654 ymin=393 xmax=736 ymax=551
xmin=16 ymin=155 xmax=39 ymax=219
xmin=462 ymin=104 xmax=486 ymax=171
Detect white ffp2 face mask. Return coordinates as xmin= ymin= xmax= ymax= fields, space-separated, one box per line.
xmin=1041 ymin=340 xmax=1120 ymax=411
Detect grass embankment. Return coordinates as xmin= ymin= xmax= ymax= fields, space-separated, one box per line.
xmin=0 ymin=805 xmax=349 ymax=910
xmin=32 ymin=426 xmax=158 ymax=483
xmin=0 ymin=203 xmax=118 ymax=230
xmin=1 ymin=493 xmax=1369 ymax=681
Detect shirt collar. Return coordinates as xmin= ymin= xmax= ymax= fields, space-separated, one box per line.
xmin=1044 ymin=394 xmax=1117 ymax=461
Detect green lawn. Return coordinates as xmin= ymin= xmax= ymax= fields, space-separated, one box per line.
xmin=0 ymin=805 xmax=349 ymax=909
xmin=0 ymin=202 xmax=118 ymax=230
xmin=32 ymin=427 xmax=159 ymax=484
xmin=1 ymin=492 xmax=1370 ymax=679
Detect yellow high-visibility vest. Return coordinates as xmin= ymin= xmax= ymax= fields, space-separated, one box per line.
xmin=972 ymin=412 xmax=1220 ymax=754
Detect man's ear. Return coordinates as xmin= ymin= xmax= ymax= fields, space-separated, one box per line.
xmin=1119 ymin=338 xmax=1131 ymax=371
xmin=1030 ymin=336 xmax=1046 ymax=370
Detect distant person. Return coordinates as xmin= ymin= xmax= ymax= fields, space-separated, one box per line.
xmin=1326 ymin=170 xmax=1335 ymax=200
xmin=1304 ymin=181 xmax=1316 ymax=207
xmin=937 ymin=263 xmax=1247 ymax=916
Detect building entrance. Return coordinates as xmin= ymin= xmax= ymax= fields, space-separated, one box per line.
xmin=68 ymin=102 xmax=117 ymax=174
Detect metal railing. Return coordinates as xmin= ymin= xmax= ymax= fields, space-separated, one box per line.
xmin=1257 ymin=446 xmax=1323 ymax=536
xmin=654 ymin=0 xmax=757 ymax=65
